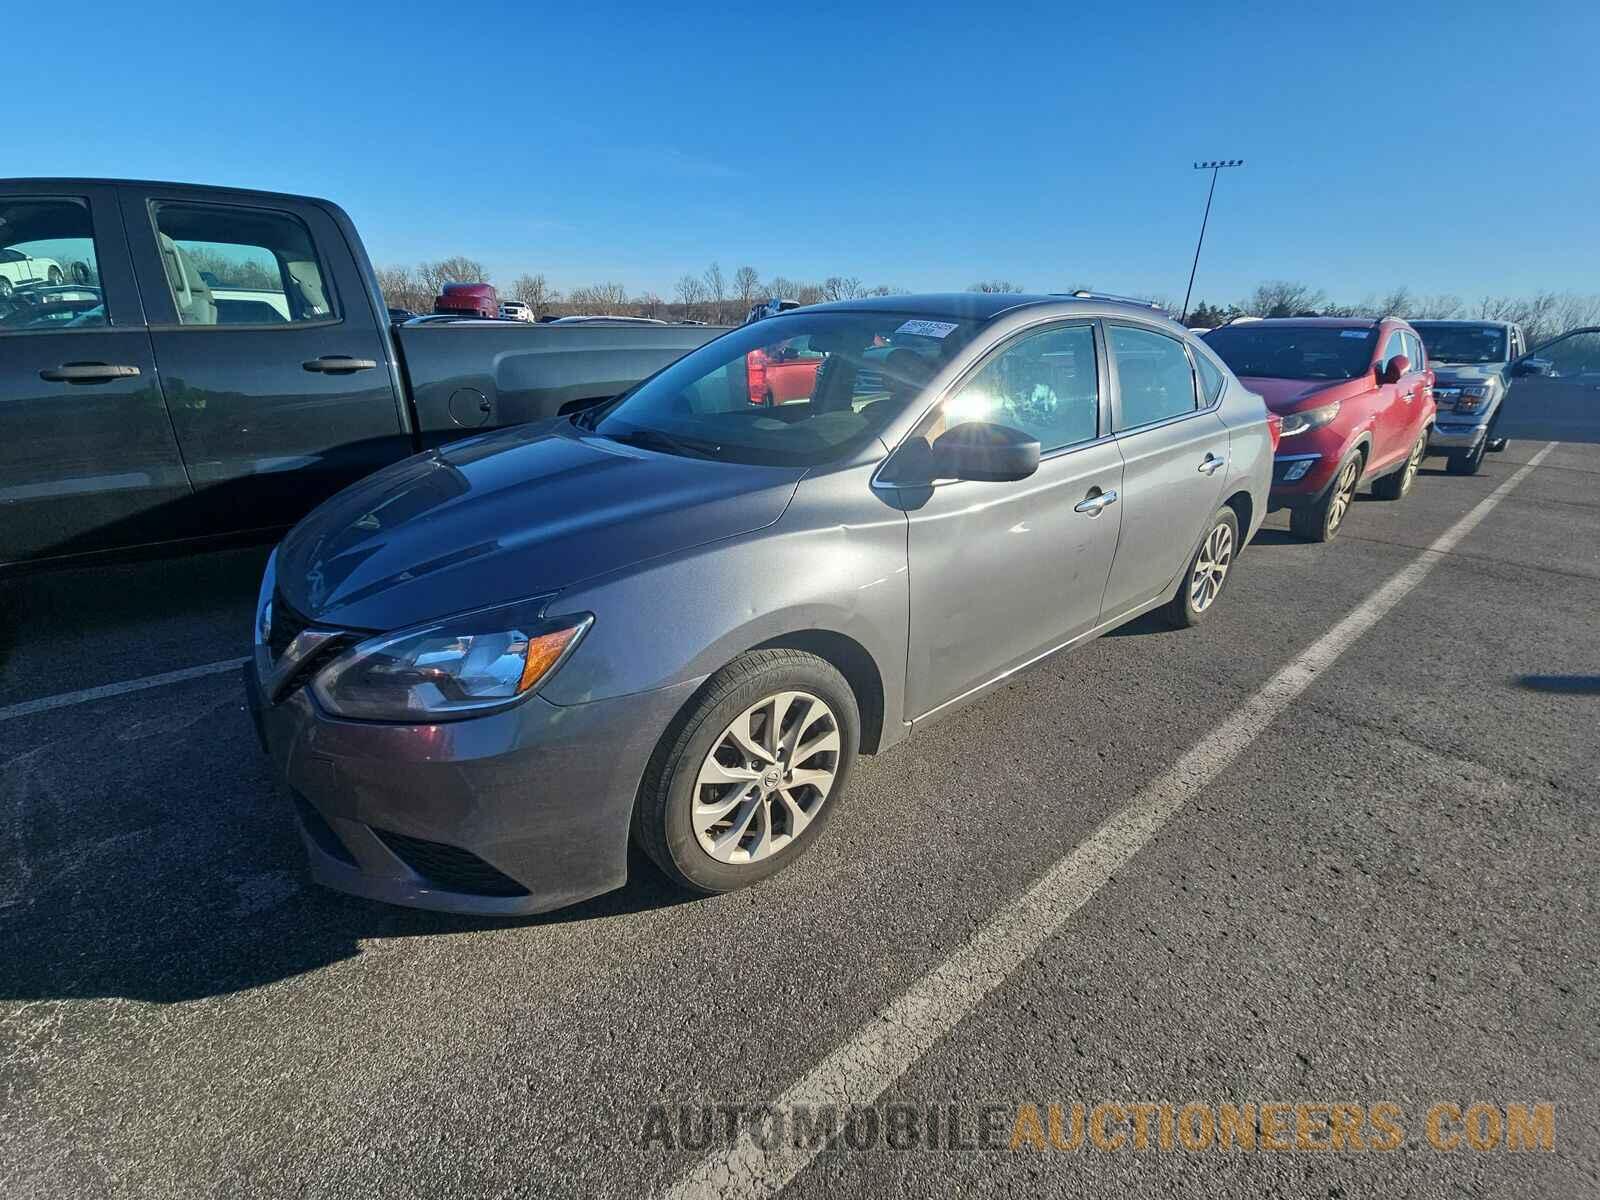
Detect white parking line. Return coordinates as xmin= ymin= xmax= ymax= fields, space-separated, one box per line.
xmin=659 ymin=440 xmax=1558 ymax=1200
xmin=0 ymin=657 xmax=249 ymax=724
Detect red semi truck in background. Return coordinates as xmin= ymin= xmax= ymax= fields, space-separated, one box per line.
xmin=435 ymin=281 xmax=499 ymax=318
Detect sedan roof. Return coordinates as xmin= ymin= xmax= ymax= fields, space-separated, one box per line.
xmin=801 ymin=291 xmax=1188 ymax=331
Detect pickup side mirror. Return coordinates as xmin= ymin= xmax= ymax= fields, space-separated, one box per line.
xmin=931 ymin=421 xmax=1041 ymax=483
xmin=1510 ymin=357 xmax=1543 ymax=377
xmin=1380 ymin=354 xmax=1409 ymax=385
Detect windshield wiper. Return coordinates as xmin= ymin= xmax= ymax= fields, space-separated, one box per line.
xmin=602 ymin=428 xmax=724 ymax=460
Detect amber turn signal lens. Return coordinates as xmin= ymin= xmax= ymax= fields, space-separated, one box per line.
xmin=517 ymin=625 xmax=582 ymax=694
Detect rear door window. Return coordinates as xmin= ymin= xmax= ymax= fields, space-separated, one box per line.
xmin=0 ymin=197 xmax=107 ymax=332
xmin=1403 ymin=331 xmax=1425 ymax=373
xmin=149 ymin=202 xmax=337 ymax=326
xmin=1108 ymin=325 xmax=1198 ymax=431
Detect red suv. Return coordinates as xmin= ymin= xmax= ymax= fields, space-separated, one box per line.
xmin=1203 ymin=318 xmax=1435 ymax=541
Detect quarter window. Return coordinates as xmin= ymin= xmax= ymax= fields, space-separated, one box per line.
xmin=1109 ymin=325 xmax=1198 ymax=431
xmin=150 ymin=202 xmax=336 ymax=326
xmin=940 ymin=324 xmax=1099 ymax=453
xmin=0 ymin=197 xmax=107 ymax=332
xmin=1193 ymin=346 xmax=1227 ymax=405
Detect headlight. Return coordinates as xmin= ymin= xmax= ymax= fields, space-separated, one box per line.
xmin=312 ymin=600 xmax=592 ymax=722
xmin=1457 ymin=384 xmax=1493 ymax=413
xmin=1279 ymin=400 xmax=1341 ymax=437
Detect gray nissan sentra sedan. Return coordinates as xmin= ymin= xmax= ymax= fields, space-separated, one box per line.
xmin=248 ymin=293 xmax=1273 ymax=914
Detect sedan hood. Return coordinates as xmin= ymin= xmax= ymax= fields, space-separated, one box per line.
xmin=277 ymin=420 xmax=805 ymax=630
xmin=1235 ymin=376 xmax=1361 ymax=413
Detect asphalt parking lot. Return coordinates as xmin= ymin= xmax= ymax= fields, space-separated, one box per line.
xmin=3 ymin=404 xmax=1597 ymax=1198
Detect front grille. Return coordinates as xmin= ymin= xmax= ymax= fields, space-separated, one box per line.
xmin=375 ymin=831 xmax=530 ymax=897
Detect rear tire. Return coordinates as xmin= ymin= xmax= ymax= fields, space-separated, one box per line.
xmin=47 ymin=266 xmax=63 ymax=285
xmin=633 ymin=649 xmax=859 ymax=896
xmin=1161 ymin=507 xmax=1240 ymax=628
xmin=1447 ymin=438 xmax=1486 ymax=475
xmin=1290 ymin=451 xmax=1362 ymax=542
xmin=1371 ymin=431 xmax=1425 ymax=500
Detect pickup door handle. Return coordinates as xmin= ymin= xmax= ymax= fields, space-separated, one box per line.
xmin=303 ymin=355 xmax=378 ymax=374
xmin=1074 ymin=488 xmax=1119 ymax=515
xmin=1198 ymin=452 xmax=1227 ymax=475
xmin=39 ymin=362 xmax=141 ymax=384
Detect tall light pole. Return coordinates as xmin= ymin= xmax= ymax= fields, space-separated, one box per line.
xmin=1181 ymin=159 xmax=1243 ymax=324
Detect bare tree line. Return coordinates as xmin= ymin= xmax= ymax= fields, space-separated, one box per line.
xmin=1188 ymin=280 xmax=1600 ymax=345
xmin=377 ymin=260 xmax=1600 ymax=345
xmin=376 ymin=258 xmax=908 ymax=323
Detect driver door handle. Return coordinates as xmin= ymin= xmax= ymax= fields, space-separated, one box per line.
xmin=1400 ymin=389 xmax=1416 ymax=401
xmin=1074 ymin=489 xmax=1119 ymax=514
xmin=303 ymin=355 xmax=378 ymax=374
xmin=39 ymin=363 xmax=141 ymax=384
xmin=1198 ymin=452 xmax=1226 ymax=475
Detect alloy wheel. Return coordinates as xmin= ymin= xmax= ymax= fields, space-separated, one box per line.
xmin=692 ymin=691 xmax=841 ymax=865
xmin=1327 ymin=457 xmax=1360 ymax=533
xmin=1189 ymin=520 xmax=1235 ymax=613
xmin=1401 ymin=435 xmax=1424 ymax=494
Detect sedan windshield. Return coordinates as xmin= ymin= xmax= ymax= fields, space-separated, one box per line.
xmin=1204 ymin=324 xmax=1376 ymax=380
xmin=1412 ymin=323 xmax=1507 ymax=364
xmin=580 ymin=311 xmax=981 ymax=466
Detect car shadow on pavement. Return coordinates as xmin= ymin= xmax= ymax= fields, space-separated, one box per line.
xmin=1514 ymin=674 xmax=1600 ymax=695
xmin=1247 ymin=528 xmax=1306 ymax=547
xmin=0 ymin=764 xmax=702 ymax=1006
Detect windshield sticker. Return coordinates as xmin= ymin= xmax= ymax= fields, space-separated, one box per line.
xmin=1340 ymin=329 xmax=1369 ymax=338
xmin=896 ymin=319 xmax=959 ymax=339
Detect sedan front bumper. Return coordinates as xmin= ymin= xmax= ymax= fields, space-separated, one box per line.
xmin=247 ymin=660 xmax=700 ymax=914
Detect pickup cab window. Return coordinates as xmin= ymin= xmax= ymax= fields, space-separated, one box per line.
xmin=0 ymin=197 xmax=106 ymax=332
xmin=150 ymin=202 xmax=336 ymax=326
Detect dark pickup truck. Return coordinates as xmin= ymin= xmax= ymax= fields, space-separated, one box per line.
xmin=0 ymin=178 xmax=726 ymax=571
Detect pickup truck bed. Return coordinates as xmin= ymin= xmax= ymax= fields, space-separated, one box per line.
xmin=0 ymin=178 xmax=727 ymax=571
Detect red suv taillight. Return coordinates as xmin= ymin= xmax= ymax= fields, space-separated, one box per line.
xmin=746 ymin=349 xmax=769 ymax=404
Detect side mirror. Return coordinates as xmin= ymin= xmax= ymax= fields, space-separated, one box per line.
xmin=1380 ymin=355 xmax=1409 ymax=385
xmin=931 ymin=421 xmax=1041 ymax=483
xmin=1510 ymin=358 xmax=1541 ymax=377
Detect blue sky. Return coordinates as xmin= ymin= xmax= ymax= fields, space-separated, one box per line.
xmin=12 ymin=0 xmax=1600 ymax=305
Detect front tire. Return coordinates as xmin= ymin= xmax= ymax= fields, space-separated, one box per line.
xmin=634 ymin=649 xmax=859 ymax=896
xmin=1290 ymin=451 xmax=1362 ymax=542
xmin=1447 ymin=437 xmax=1486 ymax=476
xmin=1161 ymin=507 xmax=1239 ymax=628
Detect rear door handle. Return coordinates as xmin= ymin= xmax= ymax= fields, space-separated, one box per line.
xmin=39 ymin=362 xmax=141 ymax=384
xmin=1074 ymin=489 xmax=1119 ymax=514
xmin=303 ymin=355 xmax=378 ymax=374
xmin=1401 ymin=390 xmax=1416 ymax=401
xmin=1198 ymin=452 xmax=1226 ymax=475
